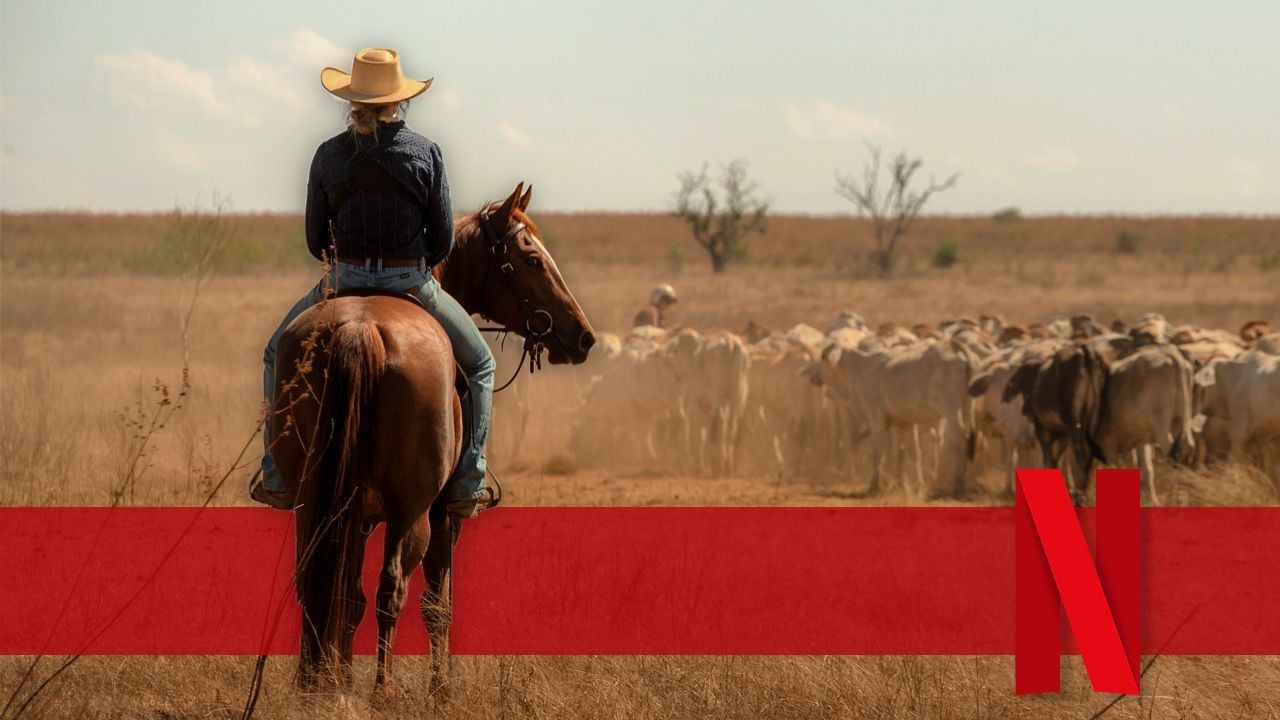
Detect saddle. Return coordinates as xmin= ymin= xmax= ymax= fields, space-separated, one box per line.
xmin=333 ymin=286 xmax=426 ymax=308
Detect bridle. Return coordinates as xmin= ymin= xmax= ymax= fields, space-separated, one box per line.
xmin=474 ymin=211 xmax=555 ymax=392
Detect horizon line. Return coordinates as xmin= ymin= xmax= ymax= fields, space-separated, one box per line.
xmin=3 ymin=208 xmax=1279 ymax=221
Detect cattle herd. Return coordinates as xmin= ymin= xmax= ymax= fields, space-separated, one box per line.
xmin=492 ymin=312 xmax=1278 ymax=504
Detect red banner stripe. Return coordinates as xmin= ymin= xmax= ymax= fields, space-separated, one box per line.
xmin=1 ymin=506 xmax=1278 ymax=655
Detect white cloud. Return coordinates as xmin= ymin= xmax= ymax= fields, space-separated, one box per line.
xmin=154 ymin=128 xmax=214 ymax=171
xmin=497 ymin=121 xmax=531 ymax=148
xmin=223 ymin=55 xmax=306 ymax=109
xmin=93 ymin=48 xmax=229 ymax=117
xmin=784 ymin=100 xmax=891 ymax=141
xmin=91 ymin=30 xmax=352 ymax=128
xmin=1227 ymin=157 xmax=1263 ymax=197
xmin=280 ymin=29 xmax=350 ymax=69
xmin=1025 ymin=145 xmax=1083 ymax=170
xmin=433 ymin=86 xmax=461 ymax=111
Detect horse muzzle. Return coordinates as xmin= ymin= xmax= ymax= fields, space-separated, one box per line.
xmin=547 ymin=328 xmax=595 ymax=365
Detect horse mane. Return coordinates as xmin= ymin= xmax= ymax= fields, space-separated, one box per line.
xmin=441 ymin=203 xmax=541 ymax=282
xmin=463 ymin=201 xmax=541 ymax=239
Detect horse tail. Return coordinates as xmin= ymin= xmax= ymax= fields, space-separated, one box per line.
xmin=295 ymin=320 xmax=387 ymax=668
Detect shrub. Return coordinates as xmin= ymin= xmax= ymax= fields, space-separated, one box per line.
xmin=273 ymin=236 xmax=319 ymax=270
xmin=541 ymin=453 xmax=578 ymax=476
xmin=124 ymin=211 xmax=239 ymax=274
xmin=666 ymin=242 xmax=685 ymax=273
xmin=992 ymin=207 xmax=1022 ymax=223
xmin=930 ymin=240 xmax=961 ymax=269
xmin=1115 ymin=229 xmax=1141 ymax=254
xmin=1258 ymin=252 xmax=1280 ymax=271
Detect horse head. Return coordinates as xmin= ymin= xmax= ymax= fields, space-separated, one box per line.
xmin=442 ymin=182 xmax=596 ymax=365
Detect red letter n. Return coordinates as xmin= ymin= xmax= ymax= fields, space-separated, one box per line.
xmin=1016 ymin=468 xmax=1140 ymax=695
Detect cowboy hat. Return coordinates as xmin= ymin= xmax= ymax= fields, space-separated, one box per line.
xmin=321 ymin=48 xmax=433 ymax=104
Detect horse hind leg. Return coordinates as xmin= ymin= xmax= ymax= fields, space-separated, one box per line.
xmin=374 ymin=513 xmax=430 ymax=696
xmin=421 ymin=512 xmax=456 ymax=697
xmin=298 ymin=527 xmax=368 ymax=690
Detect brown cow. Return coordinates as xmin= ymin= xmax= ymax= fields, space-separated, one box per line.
xmin=997 ymin=324 xmax=1029 ymax=347
xmin=1241 ymin=320 xmax=1273 ymax=345
xmin=1002 ymin=342 xmax=1110 ymax=501
xmin=912 ymin=323 xmax=940 ymax=340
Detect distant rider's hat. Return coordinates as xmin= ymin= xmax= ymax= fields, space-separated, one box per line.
xmin=321 ymin=48 xmax=432 ymax=104
xmin=650 ymin=284 xmax=679 ymax=306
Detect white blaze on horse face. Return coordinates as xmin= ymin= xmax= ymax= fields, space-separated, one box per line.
xmin=526 ymin=232 xmax=561 ymax=274
xmin=526 ymin=230 xmax=584 ymax=310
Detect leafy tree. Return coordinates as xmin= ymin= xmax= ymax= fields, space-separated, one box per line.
xmin=674 ymin=160 xmax=768 ymax=273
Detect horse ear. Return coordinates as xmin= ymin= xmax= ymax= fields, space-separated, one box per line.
xmin=494 ymin=182 xmax=523 ymax=224
xmin=519 ymin=183 xmax=533 ymax=211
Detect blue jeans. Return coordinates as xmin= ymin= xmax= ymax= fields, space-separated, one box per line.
xmin=261 ymin=263 xmax=493 ymax=503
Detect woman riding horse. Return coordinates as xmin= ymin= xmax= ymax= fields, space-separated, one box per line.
xmin=254 ymin=48 xmax=493 ymax=519
xmin=259 ymin=47 xmax=595 ymax=693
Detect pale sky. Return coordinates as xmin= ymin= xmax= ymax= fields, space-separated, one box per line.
xmin=1 ymin=0 xmax=1277 ymax=215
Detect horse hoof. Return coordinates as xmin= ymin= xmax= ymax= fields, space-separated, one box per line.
xmin=429 ymin=679 xmax=452 ymax=703
xmin=372 ymin=678 xmax=397 ymax=705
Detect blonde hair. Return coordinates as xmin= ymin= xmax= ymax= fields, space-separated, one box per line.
xmin=348 ymin=100 xmax=410 ymax=142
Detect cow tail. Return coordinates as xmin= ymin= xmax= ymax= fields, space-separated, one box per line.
xmin=949 ymin=339 xmax=981 ymax=462
xmin=1169 ymin=358 xmax=1196 ymax=464
xmin=1085 ymin=346 xmax=1110 ymax=463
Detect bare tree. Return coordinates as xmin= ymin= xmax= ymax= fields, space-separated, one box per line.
xmin=836 ymin=145 xmax=959 ymax=277
xmin=674 ymin=159 xmax=768 ymax=273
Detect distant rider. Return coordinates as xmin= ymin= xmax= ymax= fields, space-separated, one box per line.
xmin=633 ymin=284 xmax=678 ymax=328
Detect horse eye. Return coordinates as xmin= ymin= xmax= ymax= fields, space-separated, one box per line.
xmin=525 ymin=255 xmax=543 ymax=269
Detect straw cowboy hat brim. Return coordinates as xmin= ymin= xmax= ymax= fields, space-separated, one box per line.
xmin=321 ymin=48 xmax=433 ymax=104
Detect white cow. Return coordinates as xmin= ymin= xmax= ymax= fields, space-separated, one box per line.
xmin=784 ymin=323 xmax=826 ymax=349
xmin=826 ymin=311 xmax=869 ymax=334
xmin=737 ymin=342 xmax=822 ymax=477
xmin=663 ymin=329 xmax=751 ymax=475
xmin=807 ymin=339 xmax=975 ymax=499
xmin=1094 ymin=344 xmax=1198 ymax=505
xmin=1195 ymin=350 xmax=1280 ymax=478
xmin=569 ymin=331 xmax=680 ymax=470
xmin=1255 ymin=333 xmax=1280 ymax=355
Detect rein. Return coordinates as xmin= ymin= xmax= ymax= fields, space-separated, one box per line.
xmin=473 ymin=211 xmax=553 ymax=392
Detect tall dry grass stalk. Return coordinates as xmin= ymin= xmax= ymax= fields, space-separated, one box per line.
xmin=1 ymin=200 xmax=274 ymax=720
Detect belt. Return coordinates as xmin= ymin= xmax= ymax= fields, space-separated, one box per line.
xmin=337 ymin=257 xmax=428 ymax=271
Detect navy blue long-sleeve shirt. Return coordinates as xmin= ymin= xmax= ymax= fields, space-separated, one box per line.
xmin=304 ymin=121 xmax=454 ymax=264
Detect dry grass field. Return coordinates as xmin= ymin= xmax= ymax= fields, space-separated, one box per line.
xmin=2 ymin=211 xmax=1279 ymax=718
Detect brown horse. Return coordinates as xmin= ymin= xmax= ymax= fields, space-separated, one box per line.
xmin=270 ymin=183 xmax=594 ymax=694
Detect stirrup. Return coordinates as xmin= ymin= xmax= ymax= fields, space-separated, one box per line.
xmin=447 ymin=484 xmax=500 ymax=520
xmin=249 ymin=468 xmax=294 ymax=511
xmin=484 ymin=467 xmax=504 ymax=508
xmin=447 ymin=496 xmax=485 ymax=520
